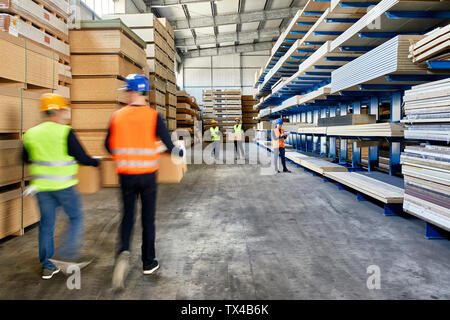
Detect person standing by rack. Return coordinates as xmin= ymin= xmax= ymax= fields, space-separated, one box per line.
xmin=272 ymin=118 xmax=291 ymax=173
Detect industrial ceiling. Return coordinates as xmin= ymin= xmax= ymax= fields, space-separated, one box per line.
xmin=144 ymin=0 xmax=307 ymax=58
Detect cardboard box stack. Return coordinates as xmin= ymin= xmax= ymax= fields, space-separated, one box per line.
xmin=69 ymin=19 xmax=148 ymax=189
xmin=213 ymin=89 xmax=242 ymax=133
xmin=104 ymin=14 xmax=177 ymax=130
xmin=0 ymin=24 xmax=61 ymax=238
xmin=176 ymin=90 xmax=200 ymax=136
xmin=241 ymin=95 xmax=259 ymax=131
xmin=0 ymin=0 xmax=71 ymax=99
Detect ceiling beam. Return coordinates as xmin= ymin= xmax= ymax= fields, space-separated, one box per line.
xmin=145 ymin=0 xmax=219 ymax=5
xmin=171 ymin=7 xmax=300 ymax=31
xmin=176 ymin=29 xmax=281 ymax=46
xmin=182 ymin=41 xmax=276 ymax=58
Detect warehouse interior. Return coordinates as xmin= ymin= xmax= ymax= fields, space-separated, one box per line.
xmin=0 ymin=0 xmax=450 ymax=301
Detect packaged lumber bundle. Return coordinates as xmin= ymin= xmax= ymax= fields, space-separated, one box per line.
xmin=257 ymin=121 xmax=272 ymax=130
xmin=177 ymin=91 xmax=199 ymax=134
xmin=0 ymin=88 xmax=43 ymax=132
xmin=402 ymin=78 xmax=450 ymax=142
xmin=0 ymin=140 xmax=22 ymax=187
xmin=0 ymin=31 xmax=58 ymax=89
xmin=326 ymin=123 xmax=404 ymax=137
xmin=71 ymin=55 xmax=142 ymax=78
xmin=70 ymin=20 xmax=147 ymax=68
xmin=76 ymin=131 xmax=109 ymax=158
xmin=71 ymin=104 xmax=119 ymax=130
xmin=409 ymin=24 xmax=450 ymax=64
xmin=318 ymin=114 xmax=376 ymax=127
xmin=401 ymin=145 xmax=450 ymax=231
xmin=212 ymin=89 xmax=242 ymax=132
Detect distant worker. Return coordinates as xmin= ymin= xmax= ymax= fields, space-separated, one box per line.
xmin=233 ymin=118 xmax=245 ymax=160
xmin=210 ymin=120 xmax=221 ymax=160
xmin=106 ymin=74 xmax=183 ymax=289
xmin=22 ymin=93 xmax=99 ymax=280
xmin=272 ymin=118 xmax=291 ymax=173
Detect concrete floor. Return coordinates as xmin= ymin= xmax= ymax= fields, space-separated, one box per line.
xmin=0 ymin=143 xmax=449 ymax=300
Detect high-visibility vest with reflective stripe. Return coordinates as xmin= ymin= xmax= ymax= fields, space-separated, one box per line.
xmin=272 ymin=128 xmax=285 ymax=149
xmin=109 ymin=105 xmax=160 ymax=174
xmin=234 ymin=124 xmax=243 ymax=132
xmin=210 ymin=127 xmax=221 ymax=141
xmin=23 ymin=121 xmax=78 ymax=191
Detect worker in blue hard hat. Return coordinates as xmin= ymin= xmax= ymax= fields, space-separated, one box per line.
xmin=272 ymin=118 xmax=291 ymax=173
xmin=105 ymin=74 xmax=184 ymax=290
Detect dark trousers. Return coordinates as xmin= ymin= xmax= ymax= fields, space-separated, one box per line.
xmin=280 ymin=147 xmax=287 ymax=170
xmin=119 ymin=173 xmax=157 ymax=268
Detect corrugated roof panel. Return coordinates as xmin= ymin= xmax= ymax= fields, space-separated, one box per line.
xmin=218 ymin=24 xmax=237 ymax=33
xmin=216 ymin=0 xmax=238 ymax=15
xmin=194 ymin=26 xmax=215 ymax=36
xmin=264 ymin=19 xmax=282 ymax=29
xmin=187 ymin=3 xmax=212 ymax=17
xmin=241 ymin=22 xmax=260 ymax=31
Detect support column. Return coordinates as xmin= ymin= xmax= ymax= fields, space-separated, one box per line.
xmin=369 ymin=97 xmax=379 ymax=171
xmin=328 ymin=106 xmax=337 ymax=161
xmin=320 ymin=107 xmax=327 ymax=156
xmin=352 ymin=101 xmax=361 ymax=168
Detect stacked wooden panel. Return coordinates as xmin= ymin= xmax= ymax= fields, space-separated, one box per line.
xmin=202 ymin=90 xmax=215 ymax=128
xmin=409 ymin=24 xmax=450 ymax=66
xmin=241 ymin=96 xmax=259 ymax=131
xmin=401 ymin=145 xmax=450 ymax=231
xmin=177 ymin=90 xmax=200 ymax=135
xmin=213 ymin=89 xmax=242 ymax=133
xmin=104 ymin=14 xmax=177 ymax=128
xmin=69 ymin=20 xmax=147 ymax=188
xmin=0 ymin=28 xmax=59 ymax=238
xmin=402 ymin=78 xmax=450 ymax=142
xmin=0 ymin=0 xmax=71 ymax=99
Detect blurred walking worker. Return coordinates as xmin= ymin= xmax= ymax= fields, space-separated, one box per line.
xmin=106 ymin=74 xmax=183 ymax=289
xmin=233 ymin=118 xmax=245 ymax=160
xmin=22 ymin=93 xmax=99 ymax=280
xmin=210 ymin=120 xmax=221 ymax=160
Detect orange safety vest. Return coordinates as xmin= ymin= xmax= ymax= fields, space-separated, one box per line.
xmin=272 ymin=128 xmax=285 ymax=149
xmin=109 ymin=105 xmax=160 ymax=174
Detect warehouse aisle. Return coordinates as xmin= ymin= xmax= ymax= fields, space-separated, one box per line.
xmin=0 ymin=144 xmax=449 ymax=300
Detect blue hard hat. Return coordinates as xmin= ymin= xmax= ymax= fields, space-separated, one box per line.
xmin=275 ymin=118 xmax=283 ymax=125
xmin=122 ymin=74 xmax=151 ymax=92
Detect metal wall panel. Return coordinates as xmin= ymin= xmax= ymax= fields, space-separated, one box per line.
xmin=242 ymin=69 xmax=259 ymax=87
xmin=212 ymin=54 xmax=241 ymax=68
xmin=242 ymin=56 xmax=269 ymax=68
xmin=213 ymin=69 xmax=241 ymax=87
xmin=185 ymin=69 xmax=212 ymax=87
xmin=184 ymin=56 xmax=212 ymax=68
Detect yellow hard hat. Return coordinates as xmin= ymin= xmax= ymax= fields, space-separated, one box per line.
xmin=211 ymin=120 xmax=217 ymax=124
xmin=235 ymin=118 xmax=240 ymax=121
xmin=40 ymin=93 xmax=69 ymax=112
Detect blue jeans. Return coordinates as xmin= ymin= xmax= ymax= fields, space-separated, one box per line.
xmin=36 ymin=186 xmax=83 ymax=269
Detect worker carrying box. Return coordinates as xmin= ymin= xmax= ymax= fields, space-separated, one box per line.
xmin=104 ymin=74 xmax=184 ymax=290
xmin=22 ymin=93 xmax=100 ymax=280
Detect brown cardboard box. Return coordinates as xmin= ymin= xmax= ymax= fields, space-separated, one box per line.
xmin=101 ymin=159 xmax=119 ymax=187
xmin=157 ymin=152 xmax=186 ymax=184
xmin=77 ymin=165 xmax=101 ymax=194
xmin=227 ymin=132 xmax=244 ymax=141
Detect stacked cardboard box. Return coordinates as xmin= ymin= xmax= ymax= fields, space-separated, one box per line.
xmin=241 ymin=95 xmax=259 ymax=130
xmin=177 ymin=90 xmax=200 ymax=136
xmin=69 ymin=20 xmax=148 ymax=188
xmin=104 ymin=14 xmax=177 ymax=129
xmin=0 ymin=28 xmax=59 ymax=239
xmin=213 ymin=89 xmax=242 ymax=133
xmin=0 ymin=0 xmax=71 ymax=99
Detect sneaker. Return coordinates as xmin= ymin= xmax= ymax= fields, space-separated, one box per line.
xmin=112 ymin=251 xmax=131 ymax=290
xmin=42 ymin=267 xmax=60 ymax=280
xmin=143 ymin=260 xmax=160 ymax=275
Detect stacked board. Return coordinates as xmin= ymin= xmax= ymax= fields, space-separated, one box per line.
xmin=0 ymin=0 xmax=71 ymax=99
xmin=0 ymin=26 xmax=60 ymax=239
xmin=401 ymin=145 xmax=450 ymax=231
xmin=104 ymin=14 xmax=177 ymax=127
xmin=213 ymin=89 xmax=242 ymax=132
xmin=409 ymin=24 xmax=450 ymax=68
xmin=176 ymin=90 xmax=199 ymax=135
xmin=241 ymin=95 xmax=259 ymax=130
xmin=202 ymin=90 xmax=214 ymax=126
xmin=69 ymin=19 xmax=148 ymax=188
xmin=318 ymin=114 xmax=376 ymax=127
xmin=402 ymin=78 xmax=450 ymax=142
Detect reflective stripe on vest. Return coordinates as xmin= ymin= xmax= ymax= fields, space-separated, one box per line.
xmin=32 ymin=160 xmax=77 ymax=166
xmin=31 ymin=175 xmax=77 ymax=181
xmin=109 ymin=105 xmax=160 ymax=174
xmin=112 ymin=148 xmax=159 ymax=155
xmin=23 ymin=121 xmax=78 ymax=192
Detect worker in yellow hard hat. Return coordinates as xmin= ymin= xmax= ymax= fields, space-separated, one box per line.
xmin=210 ymin=120 xmax=221 ymax=160
xmin=22 ymin=93 xmax=99 ymax=280
xmin=233 ymin=117 xmax=245 ymax=160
